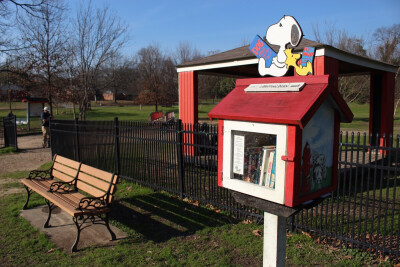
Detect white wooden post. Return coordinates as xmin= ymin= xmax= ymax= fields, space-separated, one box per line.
xmin=263 ymin=212 xmax=287 ymax=267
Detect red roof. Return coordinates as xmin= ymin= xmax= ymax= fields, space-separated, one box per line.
xmin=208 ymin=75 xmax=353 ymax=128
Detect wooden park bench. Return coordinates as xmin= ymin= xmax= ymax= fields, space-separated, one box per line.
xmin=20 ymin=154 xmax=119 ymax=252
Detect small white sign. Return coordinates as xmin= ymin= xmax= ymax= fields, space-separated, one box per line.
xmin=245 ymin=82 xmax=305 ymax=92
xmin=232 ymin=135 xmax=245 ymax=175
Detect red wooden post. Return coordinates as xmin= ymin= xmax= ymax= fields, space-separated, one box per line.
xmin=178 ymin=71 xmax=198 ymax=155
xmin=370 ymin=71 xmax=395 ymax=147
xmin=179 ymin=71 xmax=198 ymax=124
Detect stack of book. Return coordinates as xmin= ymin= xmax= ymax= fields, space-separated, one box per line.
xmin=243 ymin=146 xmax=276 ymax=189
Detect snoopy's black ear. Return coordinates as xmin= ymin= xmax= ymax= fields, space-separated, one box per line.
xmin=290 ymin=22 xmax=303 ymax=46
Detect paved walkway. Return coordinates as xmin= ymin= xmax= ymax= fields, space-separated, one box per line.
xmin=20 ymin=206 xmax=127 ymax=252
xmin=0 ymin=134 xmax=51 ymax=175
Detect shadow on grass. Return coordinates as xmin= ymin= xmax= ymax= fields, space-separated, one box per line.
xmin=111 ymin=192 xmax=236 ymax=243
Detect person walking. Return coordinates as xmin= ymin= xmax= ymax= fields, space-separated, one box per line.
xmin=41 ymin=106 xmax=52 ymax=148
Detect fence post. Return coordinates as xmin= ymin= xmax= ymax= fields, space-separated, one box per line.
xmin=176 ymin=119 xmax=185 ymax=198
xmin=3 ymin=117 xmax=8 ymax=147
xmin=0 ymin=118 xmax=3 ymax=148
xmin=75 ymin=118 xmax=80 ymax=162
xmin=114 ymin=117 xmax=121 ymax=175
xmin=13 ymin=115 xmax=17 ymax=150
xmin=50 ymin=119 xmax=53 ymax=158
xmin=288 ymin=215 xmax=295 ymax=232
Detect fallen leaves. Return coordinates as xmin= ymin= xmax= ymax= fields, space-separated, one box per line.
xmin=252 ymin=229 xmax=262 ymax=237
xmin=301 ymin=231 xmax=312 ymax=239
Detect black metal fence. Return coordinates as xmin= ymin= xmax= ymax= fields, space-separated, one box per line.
xmin=50 ymin=119 xmax=262 ymax=220
xmin=50 ymin=119 xmax=399 ymax=262
xmin=0 ymin=116 xmax=18 ymax=149
xmin=292 ymin=132 xmax=400 ymax=262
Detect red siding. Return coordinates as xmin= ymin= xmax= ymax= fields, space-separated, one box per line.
xmin=179 ymin=71 xmax=198 ymax=124
xmin=284 ymin=125 xmax=302 ymax=207
xmin=218 ymin=120 xmax=224 ymax=187
xmin=370 ymin=71 xmax=395 ymax=149
xmin=381 ymin=72 xmax=395 ymax=139
xmin=314 ymin=56 xmax=339 ymax=94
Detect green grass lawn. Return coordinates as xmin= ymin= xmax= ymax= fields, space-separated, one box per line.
xmin=0 ymin=164 xmax=392 ymax=266
xmin=341 ymin=103 xmax=400 ymax=136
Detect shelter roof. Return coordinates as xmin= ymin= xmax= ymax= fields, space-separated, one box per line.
xmin=177 ymin=38 xmax=398 ymax=77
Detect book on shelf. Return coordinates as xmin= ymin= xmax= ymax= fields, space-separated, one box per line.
xmin=244 ymin=147 xmax=263 ymax=184
xmin=259 ymin=146 xmax=276 ymax=186
xmin=269 ymin=152 xmax=277 ymax=189
xmin=241 ymin=146 xmax=276 ymax=186
xmin=264 ymin=150 xmax=275 ymax=188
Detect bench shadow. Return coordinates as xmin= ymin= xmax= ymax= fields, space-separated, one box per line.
xmin=110 ymin=192 xmax=237 ymax=243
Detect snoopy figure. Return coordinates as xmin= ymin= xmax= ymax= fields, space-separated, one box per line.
xmin=258 ymin=15 xmax=303 ymax=77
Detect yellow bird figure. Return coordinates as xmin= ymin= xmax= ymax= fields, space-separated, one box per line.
xmin=284 ymin=49 xmax=313 ymax=76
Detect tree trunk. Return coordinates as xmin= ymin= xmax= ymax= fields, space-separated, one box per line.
xmin=394 ymin=68 xmax=399 ymax=117
xmin=394 ymin=98 xmax=400 ymax=117
xmin=73 ymin=103 xmax=76 ymax=119
xmin=48 ymin=94 xmax=53 ymax=115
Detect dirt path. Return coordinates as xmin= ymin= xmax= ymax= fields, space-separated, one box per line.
xmin=0 ymin=134 xmax=52 ymax=175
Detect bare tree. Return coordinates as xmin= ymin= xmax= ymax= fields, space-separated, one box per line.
xmin=338 ymin=75 xmax=370 ymax=103
xmin=17 ymin=0 xmax=68 ymax=111
xmin=313 ymin=21 xmax=370 ymax=103
xmin=136 ymin=44 xmax=177 ymax=111
xmin=313 ymin=20 xmax=368 ymax=56
xmin=100 ymin=53 xmax=136 ymax=103
xmin=72 ymin=1 xmax=128 ymax=119
xmin=175 ymin=41 xmax=202 ymax=65
xmin=372 ymin=24 xmax=400 ymax=64
xmin=0 ymin=0 xmax=46 ymax=54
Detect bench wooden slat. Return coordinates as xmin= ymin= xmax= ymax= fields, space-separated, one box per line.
xmin=21 ymin=179 xmax=109 ymax=217
xmin=76 ymin=180 xmax=105 ymax=198
xmin=22 ymin=156 xmax=117 ymax=217
xmin=21 ymin=179 xmax=48 ymax=191
xmin=22 ymin=179 xmax=79 ymax=207
xmin=21 ymin=179 xmax=77 ymax=216
xmin=52 ymin=169 xmax=75 ymax=183
xmin=54 ymin=155 xmax=81 ymax=169
xmin=77 ymin=172 xmax=110 ymax=192
xmin=80 ymin=164 xmax=113 ymax=182
xmin=52 ymin=162 xmax=79 ymax=178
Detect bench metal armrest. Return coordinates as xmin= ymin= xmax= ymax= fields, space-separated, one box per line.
xmin=49 ymin=180 xmax=76 ymax=193
xmin=28 ymin=169 xmax=52 ymax=180
xmin=78 ymin=195 xmax=108 ymax=210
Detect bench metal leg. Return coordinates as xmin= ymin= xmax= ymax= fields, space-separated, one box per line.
xmin=104 ymin=213 xmax=116 ymax=241
xmin=22 ymin=186 xmax=32 ymax=210
xmin=44 ymin=198 xmax=54 ymax=228
xmin=72 ymin=217 xmax=81 ymax=252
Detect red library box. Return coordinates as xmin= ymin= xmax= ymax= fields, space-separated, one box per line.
xmin=208 ymin=75 xmax=353 ymax=207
